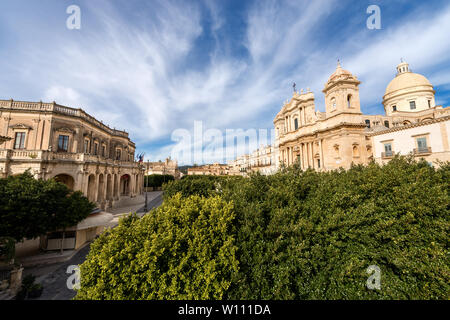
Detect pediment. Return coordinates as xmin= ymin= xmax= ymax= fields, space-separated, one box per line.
xmin=55 ymin=127 xmax=75 ymax=134
xmin=9 ymin=123 xmax=33 ymax=130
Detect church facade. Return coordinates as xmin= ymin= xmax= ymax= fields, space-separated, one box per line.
xmin=274 ymin=61 xmax=450 ymax=170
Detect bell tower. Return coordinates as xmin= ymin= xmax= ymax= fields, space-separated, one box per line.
xmin=323 ymin=61 xmax=362 ymax=116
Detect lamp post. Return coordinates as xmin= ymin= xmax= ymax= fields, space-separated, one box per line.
xmin=144 ymin=174 xmax=148 ymax=212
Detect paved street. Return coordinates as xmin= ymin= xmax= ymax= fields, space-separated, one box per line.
xmin=23 ymin=191 xmax=164 ymax=300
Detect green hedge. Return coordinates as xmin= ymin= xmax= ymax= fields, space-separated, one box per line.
xmin=144 ymin=174 xmax=174 ymax=188
xmin=163 ymin=175 xmax=243 ymax=199
xmin=77 ymin=157 xmax=450 ymax=299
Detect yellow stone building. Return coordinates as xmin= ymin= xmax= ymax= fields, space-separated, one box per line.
xmin=145 ymin=157 xmax=180 ymax=179
xmin=274 ymin=61 xmax=450 ymax=170
xmin=187 ymin=163 xmax=230 ymax=176
xmin=0 ymin=99 xmax=145 ymax=210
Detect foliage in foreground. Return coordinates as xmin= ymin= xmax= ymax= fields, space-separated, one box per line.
xmin=75 ymin=194 xmax=239 ymax=300
xmin=77 ymin=157 xmax=450 ymax=299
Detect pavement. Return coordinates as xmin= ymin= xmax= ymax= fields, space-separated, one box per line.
xmin=19 ymin=191 xmax=164 ymax=300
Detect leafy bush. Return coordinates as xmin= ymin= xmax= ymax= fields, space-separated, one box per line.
xmin=163 ymin=175 xmax=243 ymax=199
xmin=75 ymin=194 xmax=239 ymax=300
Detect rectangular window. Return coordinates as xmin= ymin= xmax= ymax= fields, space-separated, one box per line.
xmin=94 ymin=143 xmax=98 ymax=155
xmin=428 ymin=100 xmax=431 ymax=108
xmin=417 ymin=137 xmax=428 ymax=151
xmin=116 ymin=149 xmax=121 ymax=160
xmin=102 ymin=145 xmax=106 ymax=157
xmin=317 ymin=159 xmax=321 ymax=168
xmin=58 ymin=135 xmax=69 ymax=152
xmin=384 ymin=143 xmax=393 ymax=156
xmin=392 ymin=105 xmax=397 ymax=112
xmin=294 ymin=118 xmax=299 ymax=130
xmin=410 ymin=101 xmax=416 ymax=110
xmin=84 ymin=140 xmax=89 ymax=154
xmin=14 ymin=132 xmax=26 ymax=149
xmin=365 ymin=120 xmax=371 ymax=128
xmin=384 ymin=120 xmax=390 ymax=128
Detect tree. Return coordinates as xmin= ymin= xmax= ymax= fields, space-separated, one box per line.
xmin=75 ymin=194 xmax=239 ymax=300
xmin=0 ymin=171 xmax=95 ymax=257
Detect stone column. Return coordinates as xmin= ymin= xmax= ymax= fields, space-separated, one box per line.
xmin=93 ymin=173 xmax=99 ymax=203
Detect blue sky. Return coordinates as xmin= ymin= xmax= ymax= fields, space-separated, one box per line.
xmin=1 ymin=0 xmax=450 ymax=164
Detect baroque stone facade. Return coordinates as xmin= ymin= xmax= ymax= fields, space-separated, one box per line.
xmin=0 ymin=99 xmax=145 ymax=210
xmin=274 ymin=61 xmax=450 ymax=170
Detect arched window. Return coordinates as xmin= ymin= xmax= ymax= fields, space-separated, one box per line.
xmin=294 ymin=118 xmax=299 ymax=130
xmin=352 ymin=145 xmax=360 ymax=157
xmin=331 ymin=97 xmax=336 ymax=110
xmin=347 ymin=95 xmax=352 ymax=108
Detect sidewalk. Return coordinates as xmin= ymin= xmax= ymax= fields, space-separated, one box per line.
xmin=105 ymin=191 xmax=163 ymax=227
xmin=17 ymin=241 xmax=91 ymax=268
xmin=106 ymin=191 xmax=163 ymax=215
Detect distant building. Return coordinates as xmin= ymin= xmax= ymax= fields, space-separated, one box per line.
xmin=145 ymin=157 xmax=180 ymax=179
xmin=229 ymin=145 xmax=278 ymax=176
xmin=187 ymin=163 xmax=230 ymax=176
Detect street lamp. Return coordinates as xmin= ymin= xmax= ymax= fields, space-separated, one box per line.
xmin=144 ymin=174 xmax=148 ymax=212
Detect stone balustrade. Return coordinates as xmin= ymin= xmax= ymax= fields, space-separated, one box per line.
xmin=0 ymin=149 xmax=141 ymax=168
xmin=0 ymin=99 xmax=130 ymax=141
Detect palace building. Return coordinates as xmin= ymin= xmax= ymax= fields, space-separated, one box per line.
xmin=274 ymin=61 xmax=450 ymax=170
xmin=0 ymin=99 xmax=145 ymax=210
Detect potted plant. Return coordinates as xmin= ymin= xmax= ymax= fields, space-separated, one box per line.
xmin=27 ymin=283 xmax=43 ymax=298
xmin=15 ymin=274 xmax=43 ymax=300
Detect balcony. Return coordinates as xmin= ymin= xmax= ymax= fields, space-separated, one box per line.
xmin=381 ymin=151 xmax=394 ymax=159
xmin=0 ymin=149 xmax=141 ymax=168
xmin=413 ymin=147 xmax=432 ymax=155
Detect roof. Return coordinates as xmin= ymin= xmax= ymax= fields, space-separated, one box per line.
xmin=385 ymin=72 xmax=433 ymax=96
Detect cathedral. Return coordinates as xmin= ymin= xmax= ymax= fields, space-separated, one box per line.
xmin=274 ymin=61 xmax=450 ymax=170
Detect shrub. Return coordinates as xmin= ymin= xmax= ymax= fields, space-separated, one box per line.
xmin=144 ymin=174 xmax=174 ymax=189
xmin=75 ymin=194 xmax=239 ymax=300
xmin=163 ymin=175 xmax=243 ymax=199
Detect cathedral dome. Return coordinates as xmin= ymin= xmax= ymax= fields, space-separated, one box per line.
xmin=383 ymin=61 xmax=435 ymax=115
xmin=385 ymin=70 xmax=432 ymax=96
